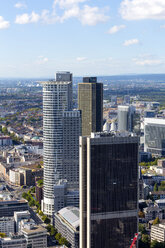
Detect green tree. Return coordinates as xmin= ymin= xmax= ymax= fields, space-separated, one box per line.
xmin=153 ymin=217 xmax=160 ymax=225
xmin=31 ymin=187 xmax=35 ymax=193
xmin=159 ymin=181 xmax=165 ymax=191
xmin=139 ymin=211 xmax=145 ymax=218
xmin=151 ymin=240 xmax=165 ymax=248
xmin=37 ymin=179 xmax=43 ymax=187
xmin=140 ymin=234 xmax=150 ymax=248
xmin=154 ymin=183 xmax=158 ymax=192
xmin=29 ymin=199 xmax=35 ymax=207
xmin=59 ymin=237 xmax=67 ymax=245
xmin=2 ymin=127 xmax=8 ymax=134
xmin=139 ymin=224 xmax=147 ymax=234
xmin=22 ymin=192 xmax=28 ymax=199
xmin=46 ymin=224 xmax=52 ymax=233
xmin=44 ymin=217 xmax=51 ymax=224
xmin=39 ymin=210 xmax=44 ymax=216
xmin=0 ymin=233 xmax=6 ymax=238
xmin=50 ymin=226 xmax=56 ymax=236
xmin=55 ymin=233 xmax=62 ymax=241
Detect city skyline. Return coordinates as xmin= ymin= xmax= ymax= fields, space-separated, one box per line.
xmin=0 ymin=0 xmax=165 ymax=77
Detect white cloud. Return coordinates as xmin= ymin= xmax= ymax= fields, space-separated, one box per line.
xmin=120 ymin=0 xmax=165 ymax=20
xmin=36 ymin=56 xmax=49 ymax=65
xmin=133 ymin=58 xmax=162 ymax=66
xmin=14 ymin=2 xmax=27 ymax=9
xmin=79 ymin=5 xmax=109 ymax=26
xmin=0 ymin=16 xmax=10 ymax=29
xmin=53 ymin=0 xmax=109 ymax=25
xmin=76 ymin=57 xmax=87 ymax=61
xmin=108 ymin=25 xmax=126 ymax=34
xmin=123 ymin=38 xmax=139 ymax=46
xmin=15 ymin=0 xmax=109 ymax=26
xmin=161 ymin=24 xmax=165 ymax=28
xmin=15 ymin=11 xmax=40 ymax=24
xmin=53 ymin=0 xmax=86 ymax=9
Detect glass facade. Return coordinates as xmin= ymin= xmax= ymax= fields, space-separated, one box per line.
xmin=80 ymin=135 xmax=139 ymax=248
xmin=78 ymin=80 xmax=103 ymax=136
xmin=91 ymin=143 xmax=138 ymax=213
xmin=145 ymin=123 xmax=165 ymax=156
xmin=91 ymin=217 xmax=137 ymax=248
xmin=90 ymin=141 xmax=138 ymax=248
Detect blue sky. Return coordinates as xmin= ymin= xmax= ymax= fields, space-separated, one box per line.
xmin=0 ymin=0 xmax=165 ymax=77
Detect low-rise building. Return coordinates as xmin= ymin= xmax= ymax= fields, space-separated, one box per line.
xmin=0 ymin=217 xmax=14 ymax=236
xmin=9 ymin=169 xmax=24 ymax=186
xmin=19 ymin=219 xmax=35 ymax=232
xmin=0 ymin=200 xmax=28 ymax=217
xmin=151 ymin=223 xmax=165 ymax=242
xmin=144 ymin=205 xmax=163 ymax=221
xmin=54 ymin=180 xmax=79 ymax=213
xmin=0 ymin=234 xmax=27 ymax=248
xmin=158 ymin=159 xmax=165 ymax=168
xmin=150 ymin=191 xmax=165 ymax=200
xmin=155 ymin=199 xmax=165 ymax=209
xmin=22 ymin=168 xmax=43 ymax=187
xmin=14 ymin=211 xmax=30 ymax=232
xmin=21 ymin=224 xmax=47 ymax=248
xmin=55 ymin=206 xmax=79 ymax=248
xmin=0 ymin=137 xmax=12 ymax=147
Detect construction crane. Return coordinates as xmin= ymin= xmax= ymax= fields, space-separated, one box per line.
xmin=130 ymin=233 xmax=138 ymax=248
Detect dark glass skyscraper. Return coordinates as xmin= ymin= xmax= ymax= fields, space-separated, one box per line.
xmin=80 ymin=133 xmax=139 ymax=248
xmin=78 ymin=77 xmax=103 ymax=136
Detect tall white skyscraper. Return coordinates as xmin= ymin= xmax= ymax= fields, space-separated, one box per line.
xmin=41 ymin=72 xmax=81 ymax=217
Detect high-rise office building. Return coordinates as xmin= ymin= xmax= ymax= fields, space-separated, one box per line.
xmin=56 ymin=71 xmax=72 ymax=82
xmin=123 ymin=95 xmax=130 ymax=104
xmin=118 ymin=105 xmax=135 ymax=132
xmin=78 ymin=77 xmax=103 ymax=136
xmin=111 ymin=95 xmax=117 ymax=106
xmin=62 ymin=110 xmax=81 ymax=188
xmin=80 ymin=132 xmax=139 ymax=248
xmin=144 ymin=118 xmax=165 ymax=156
xmin=42 ymin=73 xmax=81 ymax=217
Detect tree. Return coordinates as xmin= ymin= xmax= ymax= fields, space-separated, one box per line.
xmin=29 ymin=199 xmax=35 ymax=207
xmin=41 ymin=215 xmax=47 ymax=222
xmin=37 ymin=179 xmax=43 ymax=187
xmin=140 ymin=234 xmax=150 ymax=248
xmin=39 ymin=210 xmax=44 ymax=216
xmin=44 ymin=217 xmax=51 ymax=224
xmin=46 ymin=224 xmax=51 ymax=233
xmin=0 ymin=233 xmax=6 ymax=238
xmin=22 ymin=192 xmax=28 ymax=199
xmin=151 ymin=240 xmax=165 ymax=248
xmin=153 ymin=217 xmax=160 ymax=225
xmin=139 ymin=224 xmax=147 ymax=234
xmin=50 ymin=226 xmax=57 ymax=236
xmin=59 ymin=237 xmax=67 ymax=245
xmin=31 ymin=187 xmax=35 ymax=193
xmin=139 ymin=211 xmax=145 ymax=218
xmin=2 ymin=127 xmax=8 ymax=134
xmin=159 ymin=181 xmax=165 ymax=191
xmin=55 ymin=233 xmax=62 ymax=241
xmin=154 ymin=183 xmax=158 ymax=192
